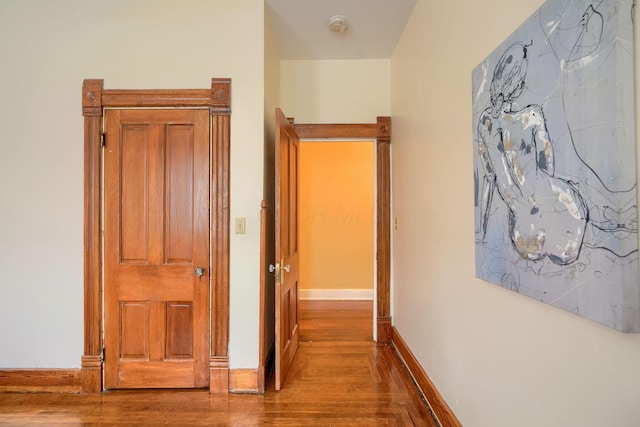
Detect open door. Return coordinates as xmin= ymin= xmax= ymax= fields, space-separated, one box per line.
xmin=274 ymin=108 xmax=300 ymax=391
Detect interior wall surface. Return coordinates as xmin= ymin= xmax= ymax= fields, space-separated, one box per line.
xmin=279 ymin=59 xmax=391 ymax=123
xmin=390 ymin=0 xmax=640 ymax=425
xmin=0 ymin=0 xmax=265 ymax=369
xmin=262 ymin=3 xmax=280 ymax=365
xmin=299 ymin=142 xmax=374 ymax=292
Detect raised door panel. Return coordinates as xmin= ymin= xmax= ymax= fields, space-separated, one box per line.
xmin=120 ymin=125 xmax=151 ymax=264
xmin=165 ymin=125 xmax=195 ymax=264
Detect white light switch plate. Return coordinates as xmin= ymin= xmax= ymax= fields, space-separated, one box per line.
xmin=235 ymin=217 xmax=246 ymax=234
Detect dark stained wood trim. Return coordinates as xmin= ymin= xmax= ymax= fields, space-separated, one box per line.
xmin=293 ymin=123 xmax=378 ymax=139
xmin=377 ymin=316 xmax=392 ymax=343
xmin=82 ymin=79 xmax=104 ymax=393
xmin=258 ymin=201 xmax=267 ymax=393
xmin=292 ymin=119 xmax=393 ymax=344
xmin=98 ymin=79 xmax=231 ymax=110
xmin=258 ymin=198 xmax=276 ymax=394
xmin=211 ymin=78 xmax=232 ymax=114
xmin=258 ymin=201 xmax=269 ymax=394
xmin=376 ymin=117 xmax=392 ymax=343
xmin=101 ymin=89 xmax=211 ymax=108
xmin=392 ymin=327 xmax=461 ymax=427
xmin=259 ymin=340 xmax=275 ymax=394
xmin=0 ymin=369 xmax=82 ymax=393
xmin=293 ymin=117 xmax=390 ymax=140
xmin=229 ymin=369 xmax=259 ymax=394
xmin=82 ymin=78 xmax=231 ymax=394
xmin=209 ymin=79 xmax=231 ymax=391
xmin=376 ymin=116 xmax=391 ymax=140
xmin=81 ymin=355 xmax=102 ymax=393
xmin=209 ymin=357 xmax=229 ymax=394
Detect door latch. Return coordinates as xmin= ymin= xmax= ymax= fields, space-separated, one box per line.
xmin=269 ymin=260 xmax=290 ymax=284
xmin=269 ymin=263 xmax=281 ymax=283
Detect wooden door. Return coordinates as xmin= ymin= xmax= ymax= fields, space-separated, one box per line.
xmin=103 ymin=109 xmax=210 ymax=389
xmin=274 ymin=108 xmax=300 ymax=390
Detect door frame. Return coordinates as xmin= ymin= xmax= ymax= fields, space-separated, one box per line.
xmin=290 ymin=117 xmax=392 ymax=343
xmin=81 ymin=78 xmax=231 ymax=393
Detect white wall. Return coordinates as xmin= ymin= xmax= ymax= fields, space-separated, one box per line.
xmin=280 ymin=59 xmax=391 ymax=123
xmin=391 ymin=0 xmax=640 ymax=425
xmin=0 ymin=0 xmax=265 ymax=369
xmin=262 ymin=2 xmax=280 ymax=363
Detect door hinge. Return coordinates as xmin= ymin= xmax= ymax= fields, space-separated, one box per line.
xmin=101 ymin=347 xmax=105 ymax=360
xmin=100 ymin=133 xmax=105 ymax=147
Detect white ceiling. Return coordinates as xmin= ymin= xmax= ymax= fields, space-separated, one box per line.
xmin=265 ymin=0 xmax=417 ymax=60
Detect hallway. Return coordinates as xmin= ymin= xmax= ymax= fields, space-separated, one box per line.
xmin=0 ymin=301 xmax=437 ymax=426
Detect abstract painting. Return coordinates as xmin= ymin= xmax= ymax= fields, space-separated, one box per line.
xmin=472 ymin=0 xmax=638 ymax=331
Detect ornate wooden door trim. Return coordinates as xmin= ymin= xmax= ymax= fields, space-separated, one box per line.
xmin=81 ymin=79 xmax=231 ymax=392
xmin=292 ymin=117 xmax=392 ymax=343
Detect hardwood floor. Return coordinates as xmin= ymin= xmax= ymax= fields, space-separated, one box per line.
xmin=0 ymin=300 xmax=438 ymax=426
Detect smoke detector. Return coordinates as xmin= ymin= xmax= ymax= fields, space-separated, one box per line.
xmin=328 ymin=15 xmax=350 ymax=33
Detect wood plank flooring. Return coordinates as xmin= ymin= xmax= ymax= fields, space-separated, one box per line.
xmin=0 ymin=300 xmax=438 ymax=426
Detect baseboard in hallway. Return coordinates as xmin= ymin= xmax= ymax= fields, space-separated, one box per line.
xmin=392 ymin=327 xmax=461 ymax=427
xmin=299 ymin=289 xmax=373 ymax=300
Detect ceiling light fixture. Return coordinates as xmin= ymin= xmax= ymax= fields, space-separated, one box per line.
xmin=328 ymin=15 xmax=350 ymax=33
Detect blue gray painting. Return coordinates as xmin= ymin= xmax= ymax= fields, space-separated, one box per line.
xmin=472 ymin=0 xmax=638 ymax=332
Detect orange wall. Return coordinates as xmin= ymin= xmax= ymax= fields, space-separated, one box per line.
xmin=299 ymin=141 xmax=374 ymax=290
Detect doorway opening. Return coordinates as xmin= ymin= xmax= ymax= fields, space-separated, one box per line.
xmin=290 ymin=118 xmax=392 ymax=346
xmin=299 ymin=141 xmax=375 ymax=341
xmin=262 ymin=115 xmax=391 ymax=392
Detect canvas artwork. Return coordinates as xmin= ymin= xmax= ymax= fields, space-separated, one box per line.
xmin=472 ymin=0 xmax=638 ymax=332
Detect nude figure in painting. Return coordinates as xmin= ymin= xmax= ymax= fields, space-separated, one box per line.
xmin=477 ymin=42 xmax=588 ymax=265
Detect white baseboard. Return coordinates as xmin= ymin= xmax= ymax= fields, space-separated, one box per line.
xmin=299 ymin=289 xmax=374 ymax=301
